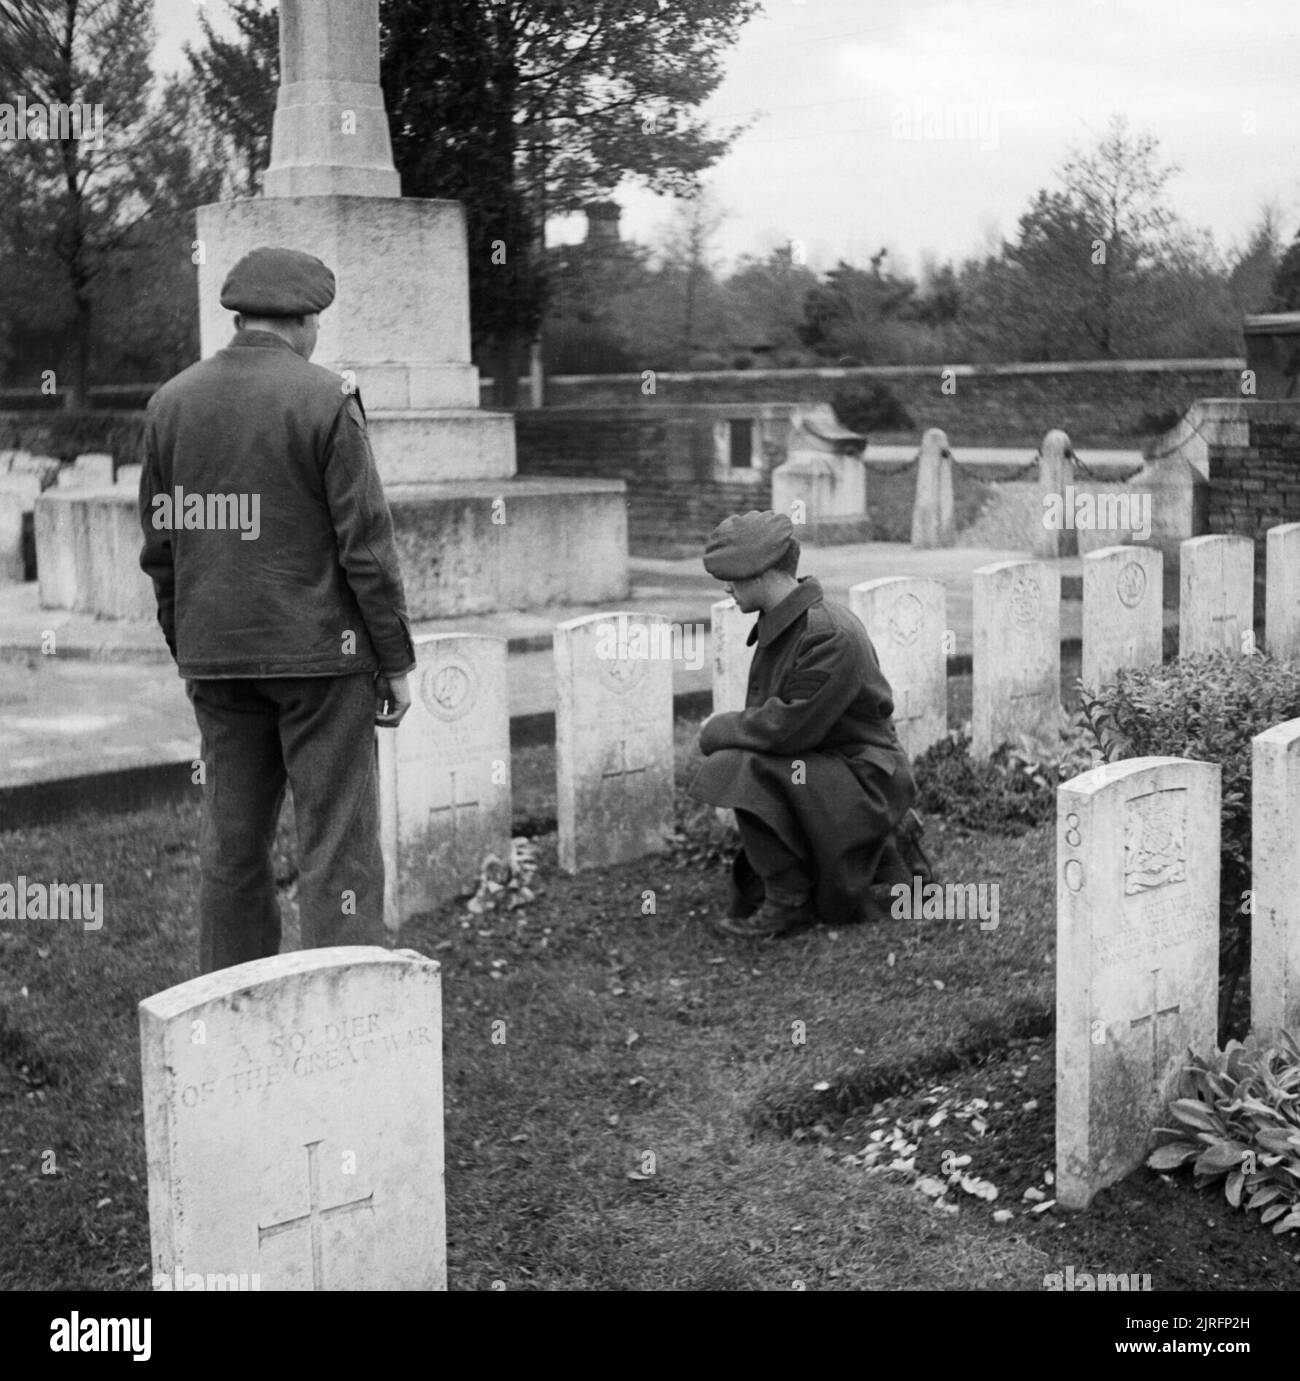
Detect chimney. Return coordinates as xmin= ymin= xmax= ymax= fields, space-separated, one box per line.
xmin=584 ymin=201 xmax=621 ymax=246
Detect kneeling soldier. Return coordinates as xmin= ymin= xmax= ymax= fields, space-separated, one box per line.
xmin=689 ymin=510 xmax=924 ymax=938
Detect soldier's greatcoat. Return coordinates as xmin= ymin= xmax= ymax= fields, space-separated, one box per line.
xmin=688 ymin=576 xmax=916 ymax=925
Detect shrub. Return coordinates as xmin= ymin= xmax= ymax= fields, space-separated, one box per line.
xmin=829 ymin=381 xmax=912 ymax=436
xmin=1147 ymin=1032 xmax=1300 ymax=1237
xmin=1137 ymin=407 xmax=1185 ymax=437
xmin=1078 ymin=651 xmax=1300 ymax=1035
xmin=911 ymin=710 xmax=1104 ymax=838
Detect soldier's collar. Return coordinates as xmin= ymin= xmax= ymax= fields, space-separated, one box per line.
xmin=228 ymin=329 xmax=297 ymax=351
xmin=751 ymin=576 xmax=822 ymax=646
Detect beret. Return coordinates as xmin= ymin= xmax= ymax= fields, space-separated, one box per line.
xmin=220 ymin=247 xmax=336 ymax=317
xmin=703 ymin=510 xmax=794 ymax=581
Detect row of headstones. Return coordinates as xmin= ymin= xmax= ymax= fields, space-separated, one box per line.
xmin=0 ymin=453 xmax=139 ymax=582
xmin=1057 ymin=730 xmax=1300 ymax=1210
xmin=380 ymin=616 xmax=677 ymax=930
xmin=385 ymin=529 xmax=1293 ymax=928
xmin=721 ymin=531 xmax=1298 ymax=765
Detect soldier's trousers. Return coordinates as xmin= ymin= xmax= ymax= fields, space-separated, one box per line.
xmin=186 ymin=673 xmax=385 ymax=974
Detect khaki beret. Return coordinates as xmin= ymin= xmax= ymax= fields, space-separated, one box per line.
xmin=220 ymin=247 xmax=336 ymax=317
xmin=703 ymin=510 xmax=795 ymax=580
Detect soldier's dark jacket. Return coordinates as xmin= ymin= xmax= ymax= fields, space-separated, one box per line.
xmin=688 ymin=575 xmax=916 ymax=926
xmin=139 ymin=329 xmax=415 ymax=679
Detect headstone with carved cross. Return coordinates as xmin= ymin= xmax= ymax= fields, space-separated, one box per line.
xmin=1056 ymin=757 xmax=1220 ymax=1210
xmin=1265 ymin=523 xmax=1300 ymax=662
xmin=971 ymin=559 xmax=1060 ymax=759
xmin=555 ymin=612 xmax=674 ymax=872
xmin=139 ymin=947 xmax=445 ymax=1289
xmin=377 ymin=633 xmax=511 ymax=931
xmin=1179 ymin=534 xmax=1254 ymax=658
xmin=849 ymin=576 xmax=947 ymax=759
xmin=1251 ymin=718 xmax=1300 ymax=1043
xmin=710 ymin=597 xmax=758 ymax=715
xmin=1081 ymin=544 xmax=1163 ymax=693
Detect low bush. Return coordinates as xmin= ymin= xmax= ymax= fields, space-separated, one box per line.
xmin=829 ymin=380 xmax=913 ymax=436
xmin=1148 ymin=1032 xmax=1300 ymax=1237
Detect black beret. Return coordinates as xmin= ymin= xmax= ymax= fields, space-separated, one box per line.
xmin=220 ymin=247 xmax=336 ymax=317
xmin=703 ymin=510 xmax=795 ymax=580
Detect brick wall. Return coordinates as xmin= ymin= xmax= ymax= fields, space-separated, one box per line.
xmin=514 ymin=407 xmax=776 ymax=556
xmin=1206 ymin=404 xmax=1300 ymax=573
xmin=499 ymin=359 xmax=1244 ymax=448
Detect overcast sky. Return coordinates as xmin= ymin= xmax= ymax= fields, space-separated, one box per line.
xmin=156 ymin=0 xmax=1300 ymax=275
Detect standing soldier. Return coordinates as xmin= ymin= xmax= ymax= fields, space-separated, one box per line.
xmin=140 ymin=246 xmax=416 ymax=974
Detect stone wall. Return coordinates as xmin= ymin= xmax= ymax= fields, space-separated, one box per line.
xmin=1206 ymin=403 xmax=1300 ymax=571
xmin=514 ymin=404 xmax=786 ymax=556
xmin=496 ymin=358 xmax=1245 ymax=447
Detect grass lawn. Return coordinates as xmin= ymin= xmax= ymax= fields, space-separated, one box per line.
xmin=2 ymin=715 xmax=1297 ymax=1291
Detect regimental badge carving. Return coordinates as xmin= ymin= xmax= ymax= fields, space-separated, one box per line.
xmin=888 ymin=593 xmax=924 ymax=648
xmin=601 ymin=654 xmax=648 ymax=694
xmin=1009 ymin=575 xmax=1041 ymax=626
xmin=421 ymin=656 xmax=477 ymax=722
xmin=1116 ymin=562 xmax=1146 ymax=609
xmin=1123 ymin=789 xmax=1187 ymax=894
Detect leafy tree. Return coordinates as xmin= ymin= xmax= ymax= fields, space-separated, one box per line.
xmin=184 ymin=0 xmax=278 ymax=198
xmin=1271 ymin=218 xmax=1300 ymax=310
xmin=1227 ymin=205 xmax=1283 ymax=316
xmin=1059 ymin=113 xmax=1181 ymax=354
xmin=0 ymin=0 xmax=159 ymax=404
xmin=722 ymin=243 xmax=820 ymax=364
xmin=798 ymin=252 xmax=919 ymax=363
xmin=381 ymin=0 xmax=758 ymax=403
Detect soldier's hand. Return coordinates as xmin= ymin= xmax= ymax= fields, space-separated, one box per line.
xmin=374 ymin=671 xmax=411 ymax=727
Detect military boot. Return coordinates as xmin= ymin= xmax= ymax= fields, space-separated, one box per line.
xmin=712 ymin=886 xmax=815 ymax=939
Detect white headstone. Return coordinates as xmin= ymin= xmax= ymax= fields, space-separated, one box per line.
xmin=555 ymin=612 xmax=675 ymax=873
xmin=1251 ymin=719 xmax=1300 ymax=1042
xmin=710 ymin=598 xmax=757 ymax=714
xmin=972 ymin=560 xmax=1060 ymax=759
xmin=0 ymin=472 xmax=40 ymax=582
xmin=377 ymin=634 xmax=511 ymax=931
xmin=116 ymin=462 xmax=143 ymax=490
xmin=1081 ymin=545 xmax=1163 ymax=692
xmin=73 ymin=452 xmax=116 ymax=486
xmin=849 ymin=576 xmax=947 ymax=759
xmin=140 ymin=947 xmax=445 ymax=1290
xmin=1265 ymin=523 xmax=1300 ymax=662
xmin=1056 ymin=757 xmax=1221 ymax=1210
xmin=1179 ymin=534 xmax=1254 ymax=658
xmin=910 ymin=427 xmax=955 ymax=548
